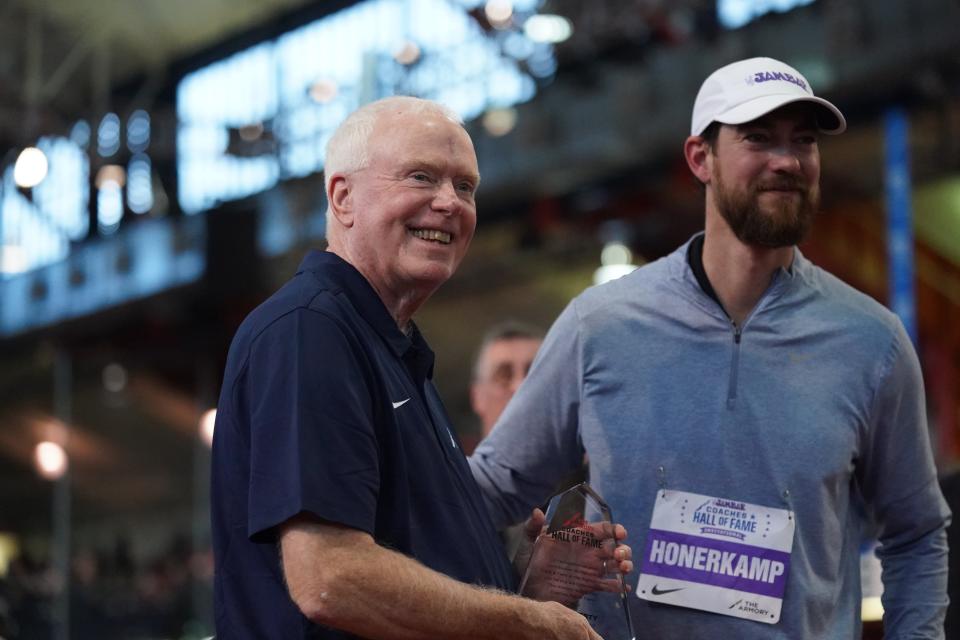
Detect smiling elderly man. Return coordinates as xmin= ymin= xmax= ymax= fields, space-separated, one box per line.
xmin=210 ymin=96 xmax=629 ymax=640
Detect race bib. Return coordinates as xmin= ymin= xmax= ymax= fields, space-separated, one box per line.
xmin=636 ymin=490 xmax=795 ymax=624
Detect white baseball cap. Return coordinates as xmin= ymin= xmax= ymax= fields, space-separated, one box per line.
xmin=690 ymin=57 xmax=846 ymax=136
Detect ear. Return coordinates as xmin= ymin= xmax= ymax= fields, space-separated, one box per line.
xmin=327 ymin=174 xmax=354 ymax=228
xmin=683 ymin=135 xmax=712 ymax=185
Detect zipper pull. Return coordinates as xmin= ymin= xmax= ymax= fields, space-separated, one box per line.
xmin=732 ymin=321 xmax=742 ymax=344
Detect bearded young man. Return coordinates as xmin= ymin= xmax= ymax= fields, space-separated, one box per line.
xmin=470 ymin=57 xmax=949 ymax=638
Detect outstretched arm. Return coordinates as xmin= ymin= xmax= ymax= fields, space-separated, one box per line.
xmin=281 ymin=515 xmax=602 ymax=640
xmin=471 ymin=302 xmax=588 ymax=528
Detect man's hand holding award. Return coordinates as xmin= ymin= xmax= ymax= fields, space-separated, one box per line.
xmin=518 ymin=483 xmax=636 ymax=640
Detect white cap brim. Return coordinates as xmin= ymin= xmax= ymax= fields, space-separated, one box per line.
xmin=710 ymin=94 xmax=846 ymax=135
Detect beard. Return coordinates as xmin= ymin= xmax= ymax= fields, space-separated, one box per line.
xmin=713 ymin=164 xmax=820 ymax=248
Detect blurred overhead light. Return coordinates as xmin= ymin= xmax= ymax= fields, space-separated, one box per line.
xmin=126 ymin=109 xmax=151 ymax=152
xmin=1 ymin=244 xmax=29 ymax=275
xmin=482 ymin=107 xmax=518 ymax=137
xmin=601 ymin=242 xmax=632 ymax=266
xmin=238 ymin=123 xmax=264 ymax=142
xmin=485 ymin=0 xmax=513 ymax=27
xmin=98 ymin=112 xmax=121 ymax=157
xmin=593 ymin=264 xmax=637 ymax=285
xmin=97 ymin=179 xmax=124 ymax=235
xmin=718 ymin=0 xmax=815 ymax=30
xmin=95 ymin=164 xmax=126 ymax=189
xmin=102 ymin=362 xmax=128 ymax=393
xmin=524 ymin=14 xmax=573 ymax=43
xmin=503 ymin=32 xmax=535 ymax=60
xmin=127 ymin=154 xmax=153 ymax=214
xmin=526 ymin=51 xmax=557 ymax=78
xmin=200 ymin=408 xmax=217 ymax=448
xmin=861 ymin=596 xmax=883 ymax=622
xmin=176 ymin=0 xmax=552 ymax=214
xmin=14 ymin=147 xmax=49 ymax=188
xmin=594 ymin=240 xmax=637 ymax=284
xmin=393 ymin=41 xmax=421 ymax=66
xmin=70 ymin=120 xmax=91 ymax=148
xmin=34 ymin=441 xmax=68 ymax=480
xmin=308 ymin=79 xmax=339 ymax=103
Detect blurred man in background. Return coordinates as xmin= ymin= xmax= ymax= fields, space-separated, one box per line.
xmin=211 ymin=96 xmax=627 ymax=640
xmin=468 ymin=321 xmax=543 ymax=560
xmin=471 ymin=57 xmax=949 ymax=638
xmin=470 ymin=321 xmax=543 ymax=441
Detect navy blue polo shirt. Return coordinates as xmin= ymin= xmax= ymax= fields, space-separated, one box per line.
xmin=211 ymin=250 xmax=515 ymax=639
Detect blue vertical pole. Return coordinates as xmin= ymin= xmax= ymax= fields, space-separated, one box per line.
xmin=883 ymin=108 xmax=917 ymax=344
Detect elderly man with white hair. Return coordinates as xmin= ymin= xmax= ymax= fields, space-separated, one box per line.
xmin=211 ymin=96 xmax=630 ymax=640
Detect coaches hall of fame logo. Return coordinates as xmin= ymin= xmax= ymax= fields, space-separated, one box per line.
xmin=691 ymin=498 xmax=767 ymax=541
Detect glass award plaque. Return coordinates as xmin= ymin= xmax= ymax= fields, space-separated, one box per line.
xmin=518 ymin=483 xmax=636 ymax=640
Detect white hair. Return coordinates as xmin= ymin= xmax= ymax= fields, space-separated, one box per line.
xmin=324 ymin=96 xmax=463 ymax=195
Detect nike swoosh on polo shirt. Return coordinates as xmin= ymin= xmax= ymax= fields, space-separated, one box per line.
xmin=392 ymin=398 xmax=410 ymax=409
